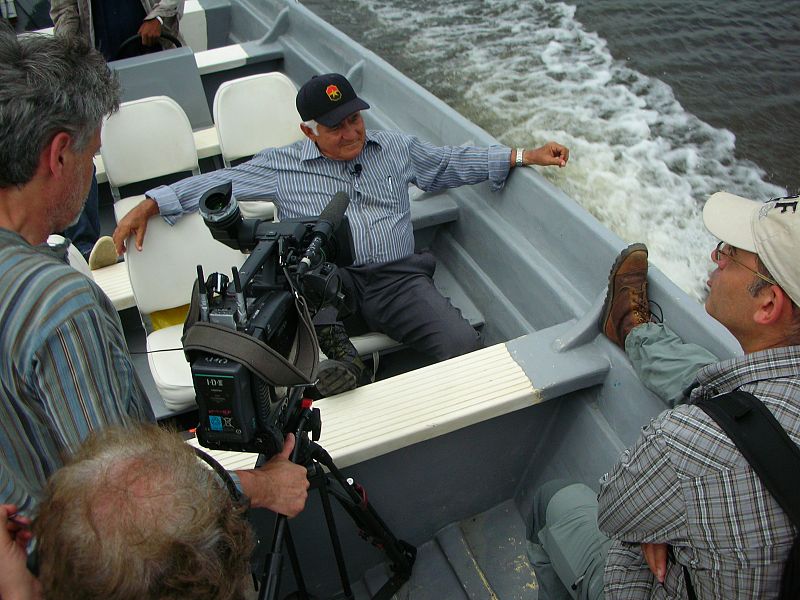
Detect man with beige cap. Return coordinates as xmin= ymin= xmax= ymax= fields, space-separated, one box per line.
xmin=528 ymin=192 xmax=800 ymax=599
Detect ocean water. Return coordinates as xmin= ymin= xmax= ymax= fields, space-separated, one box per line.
xmin=304 ymin=0 xmax=798 ymax=302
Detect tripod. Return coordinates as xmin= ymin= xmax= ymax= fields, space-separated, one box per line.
xmin=256 ymin=400 xmax=417 ymax=600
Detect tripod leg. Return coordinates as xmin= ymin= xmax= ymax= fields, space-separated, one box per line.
xmin=258 ymin=516 xmax=286 ymax=600
xmin=309 ymin=443 xmax=416 ymax=597
xmin=314 ymin=463 xmax=355 ymax=600
xmin=283 ymin=526 xmax=311 ymax=600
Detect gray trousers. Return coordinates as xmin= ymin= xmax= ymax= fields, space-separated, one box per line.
xmin=315 ymin=250 xmax=482 ymax=360
xmin=528 ymin=323 xmax=719 ymax=599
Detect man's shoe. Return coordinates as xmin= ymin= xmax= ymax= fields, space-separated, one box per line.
xmin=315 ymin=324 xmax=369 ymax=396
xmin=316 ymin=358 xmax=365 ymax=396
xmin=599 ymin=243 xmax=650 ymax=348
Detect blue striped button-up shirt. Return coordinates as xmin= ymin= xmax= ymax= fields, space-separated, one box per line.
xmin=150 ymin=130 xmax=511 ymax=265
xmin=0 ymin=230 xmax=152 ymax=511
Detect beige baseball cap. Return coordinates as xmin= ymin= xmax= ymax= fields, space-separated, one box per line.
xmin=703 ymin=191 xmax=800 ymax=306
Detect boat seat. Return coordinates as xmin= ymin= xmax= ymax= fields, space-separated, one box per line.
xmin=213 ymin=72 xmax=305 ymax=220
xmin=99 ymin=95 xmax=205 ymax=314
xmin=101 ymin=95 xmax=201 ymax=202
xmin=45 ymin=236 xmax=135 ymax=311
xmin=315 ymin=321 xmax=611 ymax=469
xmin=115 ymin=195 xmax=248 ymax=413
xmin=190 ymin=323 xmax=611 ymax=471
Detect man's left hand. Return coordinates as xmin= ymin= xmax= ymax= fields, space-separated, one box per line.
xmin=236 ymin=434 xmax=310 ymax=517
xmin=138 ymin=19 xmax=162 ymax=46
xmin=525 ymin=142 xmax=570 ymax=168
xmin=641 ymin=542 xmax=669 ymax=583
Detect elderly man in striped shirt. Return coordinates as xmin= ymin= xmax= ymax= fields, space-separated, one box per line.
xmin=113 ymin=72 xmax=570 ymax=396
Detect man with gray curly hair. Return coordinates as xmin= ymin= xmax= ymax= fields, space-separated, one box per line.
xmin=0 ymin=29 xmax=309 ymax=520
xmin=33 ymin=424 xmax=255 ymax=600
xmin=0 ymin=424 xmax=254 ymax=600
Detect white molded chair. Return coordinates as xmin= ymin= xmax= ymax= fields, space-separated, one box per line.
xmin=101 ymin=95 xmax=200 ymax=202
xmin=95 ymin=96 xmax=203 ymax=314
xmin=213 ymin=73 xmax=305 ymax=219
xmin=45 ymin=236 xmax=135 ymax=311
xmin=114 ymin=196 xmax=248 ymax=412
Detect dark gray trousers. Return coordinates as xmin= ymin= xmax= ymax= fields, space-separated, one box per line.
xmin=314 ymin=250 xmax=482 ymax=360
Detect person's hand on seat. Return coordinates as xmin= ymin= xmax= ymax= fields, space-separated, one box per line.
xmin=112 ymin=197 xmax=159 ymax=254
xmin=236 ymin=434 xmax=310 ymax=517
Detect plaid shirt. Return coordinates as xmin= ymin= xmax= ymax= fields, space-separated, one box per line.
xmin=597 ymin=345 xmax=800 ymax=599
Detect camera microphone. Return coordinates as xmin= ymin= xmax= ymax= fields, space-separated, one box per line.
xmin=297 ymin=191 xmax=350 ymax=276
xmin=351 ymin=163 xmax=362 ymax=177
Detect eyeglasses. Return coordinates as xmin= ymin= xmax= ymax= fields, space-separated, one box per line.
xmin=714 ymin=242 xmax=778 ymax=286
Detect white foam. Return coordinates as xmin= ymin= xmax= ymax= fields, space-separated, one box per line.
xmin=353 ymin=0 xmax=786 ymax=301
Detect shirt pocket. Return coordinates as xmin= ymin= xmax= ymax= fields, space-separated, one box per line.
xmin=682 ymin=465 xmax=794 ymax=570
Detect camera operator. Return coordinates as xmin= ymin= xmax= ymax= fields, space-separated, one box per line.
xmin=113 ymin=72 xmax=570 ymax=396
xmin=3 ymin=424 xmax=260 ymax=600
xmin=0 ymin=29 xmax=308 ymax=518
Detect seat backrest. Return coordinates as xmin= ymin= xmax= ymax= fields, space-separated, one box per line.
xmin=100 ymin=96 xmax=199 ymax=198
xmin=46 ymin=234 xmax=92 ymax=278
xmin=213 ymin=73 xmax=305 ymax=167
xmin=119 ymin=198 xmax=247 ymax=316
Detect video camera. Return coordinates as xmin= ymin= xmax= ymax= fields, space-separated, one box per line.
xmin=184 ymin=182 xmax=353 ymax=458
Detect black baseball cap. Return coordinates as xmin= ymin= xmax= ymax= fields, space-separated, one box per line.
xmin=295 ymin=73 xmax=370 ymax=127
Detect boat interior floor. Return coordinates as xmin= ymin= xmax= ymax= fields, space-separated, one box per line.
xmin=355 ymin=499 xmax=536 ymax=600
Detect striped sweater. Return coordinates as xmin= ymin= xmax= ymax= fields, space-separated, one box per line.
xmin=0 ymin=228 xmax=152 ymax=511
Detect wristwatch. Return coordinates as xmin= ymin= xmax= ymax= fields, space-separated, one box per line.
xmin=515 ymin=148 xmax=525 ymax=167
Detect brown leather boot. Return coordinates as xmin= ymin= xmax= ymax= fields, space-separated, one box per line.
xmin=599 ymin=243 xmax=650 ymax=348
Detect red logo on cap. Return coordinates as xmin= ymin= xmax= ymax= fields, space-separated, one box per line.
xmin=326 ymin=85 xmax=342 ymax=102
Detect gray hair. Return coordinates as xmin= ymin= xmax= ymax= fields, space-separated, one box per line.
xmin=302 ymin=119 xmax=320 ymax=135
xmin=35 ymin=424 xmax=253 ymax=600
xmin=0 ymin=29 xmax=120 ymax=188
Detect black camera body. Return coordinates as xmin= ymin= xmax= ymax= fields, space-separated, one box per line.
xmin=189 ymin=182 xmax=352 ymax=457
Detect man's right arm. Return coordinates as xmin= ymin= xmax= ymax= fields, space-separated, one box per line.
xmin=112 ymin=156 xmax=279 ymax=254
xmin=49 ymin=0 xmax=81 ymax=37
xmin=113 ymin=197 xmax=159 ymax=254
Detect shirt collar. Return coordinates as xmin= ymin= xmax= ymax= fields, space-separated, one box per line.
xmin=299 ymin=130 xmax=382 ymax=163
xmin=691 ymin=345 xmax=800 ymax=400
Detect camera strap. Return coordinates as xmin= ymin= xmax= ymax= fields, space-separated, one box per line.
xmin=182 ymin=284 xmax=319 ymax=387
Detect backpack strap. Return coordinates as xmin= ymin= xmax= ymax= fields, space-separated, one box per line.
xmin=695 ymin=390 xmax=800 ymax=525
xmin=683 ymin=389 xmax=800 ymax=599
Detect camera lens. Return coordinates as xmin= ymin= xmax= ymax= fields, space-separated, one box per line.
xmin=199 ymin=182 xmax=243 ymax=247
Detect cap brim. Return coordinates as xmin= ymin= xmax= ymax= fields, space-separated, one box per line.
xmin=702 ymin=191 xmax=759 ymax=252
xmin=316 ymin=98 xmax=370 ymax=127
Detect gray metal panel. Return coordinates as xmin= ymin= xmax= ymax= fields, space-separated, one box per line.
xmin=197 ymin=0 xmax=232 ymax=49
xmin=112 ymin=47 xmax=213 ymax=129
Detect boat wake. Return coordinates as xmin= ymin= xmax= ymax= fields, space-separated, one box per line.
xmin=320 ymin=0 xmax=786 ymax=301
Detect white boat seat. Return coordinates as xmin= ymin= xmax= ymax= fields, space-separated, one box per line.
xmin=100 ymin=96 xmax=204 ymax=318
xmin=213 ymin=72 xmax=304 ymax=220
xmin=186 ymin=329 xmax=610 ymax=473
xmin=314 ymin=322 xmax=611 ymax=469
xmin=47 ymin=235 xmax=135 ymax=311
xmin=90 ymin=261 xmax=136 ymax=311
xmin=101 ymin=96 xmax=201 ymax=202
xmin=118 ymin=195 xmax=248 ymax=412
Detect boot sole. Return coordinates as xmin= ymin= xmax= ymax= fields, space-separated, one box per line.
xmin=316 ymin=362 xmax=358 ymax=397
xmin=598 ymin=243 xmax=649 ymax=335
